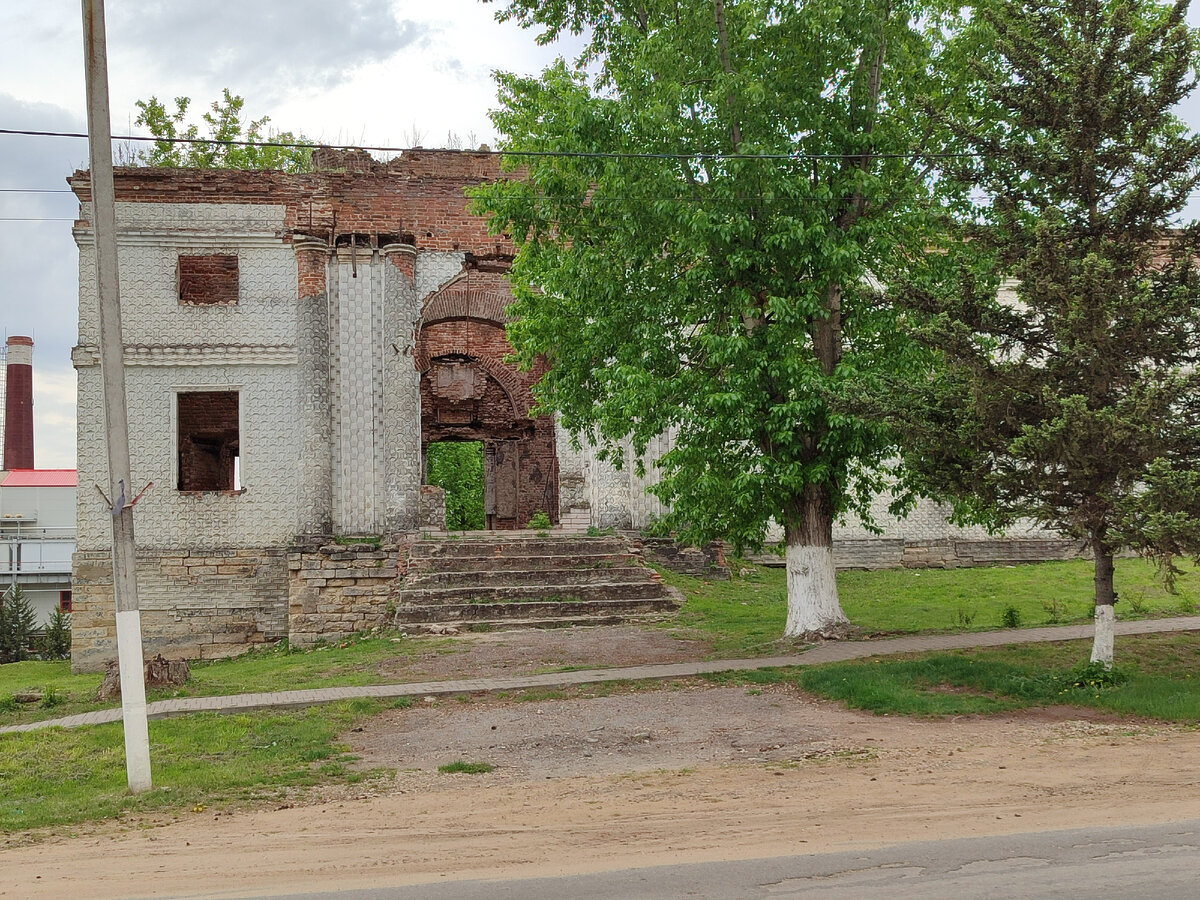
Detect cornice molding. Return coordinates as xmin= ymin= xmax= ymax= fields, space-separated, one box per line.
xmin=72 ymin=344 xmax=298 ymax=368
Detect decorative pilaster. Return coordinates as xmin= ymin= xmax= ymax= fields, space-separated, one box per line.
xmin=382 ymin=243 xmax=422 ymax=532
xmin=293 ymin=237 xmax=333 ymax=536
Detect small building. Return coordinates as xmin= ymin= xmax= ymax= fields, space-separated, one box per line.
xmin=0 ymin=468 xmax=77 ymax=624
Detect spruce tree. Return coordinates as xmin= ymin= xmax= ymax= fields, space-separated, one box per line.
xmin=0 ymin=585 xmax=38 ymax=663
xmin=895 ymin=0 xmax=1200 ymax=665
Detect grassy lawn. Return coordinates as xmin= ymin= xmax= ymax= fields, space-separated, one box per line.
xmin=701 ymin=633 xmax=1200 ymax=722
xmin=0 ymin=698 xmax=400 ymax=834
xmin=0 ymin=632 xmax=435 ymax=728
xmin=664 ymin=557 xmax=1200 ymax=656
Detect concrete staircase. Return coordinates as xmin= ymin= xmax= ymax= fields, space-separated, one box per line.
xmin=392 ymin=534 xmax=683 ymax=631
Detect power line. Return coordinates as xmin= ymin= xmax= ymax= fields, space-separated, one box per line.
xmin=0 ymin=188 xmax=75 ymax=194
xmin=0 ymin=127 xmax=987 ymax=162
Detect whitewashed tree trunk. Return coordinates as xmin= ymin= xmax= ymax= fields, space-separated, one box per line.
xmin=783 ymin=541 xmax=850 ymax=638
xmin=1090 ymin=540 xmax=1116 ymax=668
xmin=1090 ymin=603 xmax=1115 ymax=668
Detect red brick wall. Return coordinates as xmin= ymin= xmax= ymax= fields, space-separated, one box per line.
xmin=178 ymin=391 xmax=239 ymax=491
xmin=71 ymin=150 xmax=521 ymax=258
xmin=295 ymin=246 xmax=327 ymax=298
xmin=178 ymin=254 xmax=239 ymax=305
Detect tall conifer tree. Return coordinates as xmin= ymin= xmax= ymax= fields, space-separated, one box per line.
xmin=895 ymin=0 xmax=1200 ymax=665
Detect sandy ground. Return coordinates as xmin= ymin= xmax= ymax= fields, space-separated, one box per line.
xmin=4 ymin=628 xmax=1200 ymax=899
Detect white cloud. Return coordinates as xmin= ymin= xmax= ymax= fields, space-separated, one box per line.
xmin=32 ymin=363 xmax=77 ymax=470
xmin=107 ymin=0 xmax=427 ymax=105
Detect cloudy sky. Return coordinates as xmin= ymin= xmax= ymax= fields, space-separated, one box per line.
xmin=3 ymin=2 xmax=1200 ymax=470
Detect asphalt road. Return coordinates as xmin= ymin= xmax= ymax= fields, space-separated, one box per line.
xmin=239 ymin=818 xmax=1200 ymax=900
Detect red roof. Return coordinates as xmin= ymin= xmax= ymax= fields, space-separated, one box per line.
xmin=1 ymin=469 xmax=78 ymax=487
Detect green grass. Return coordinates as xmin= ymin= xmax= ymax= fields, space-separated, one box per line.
xmin=662 ymin=557 xmax=1200 ymax=656
xmin=703 ymin=633 xmax=1200 ymax=721
xmin=437 ymin=760 xmax=495 ymax=774
xmin=0 ymin=699 xmax=390 ymax=833
xmin=0 ymin=633 xmax=432 ymax=728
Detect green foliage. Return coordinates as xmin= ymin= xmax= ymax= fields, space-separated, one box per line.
xmin=1041 ymin=595 xmax=1069 ymax=624
xmin=0 ymin=586 xmax=37 ymax=664
xmin=437 ymin=760 xmax=495 ymax=774
xmin=426 ymin=441 xmax=486 ymax=530
xmin=39 ymin=607 xmax=71 ymax=660
xmin=792 ymin=634 xmax=1199 ymax=718
xmin=472 ymin=0 xmax=966 ymax=632
xmin=1064 ymin=660 xmax=1128 ymax=691
xmin=132 ymin=89 xmax=313 ymax=171
xmin=527 ymin=510 xmax=552 ymax=532
xmin=891 ymin=0 xmax=1200 ymax=636
xmin=332 ymin=534 xmax=382 ymax=548
xmin=1000 ymin=605 xmax=1021 ymax=629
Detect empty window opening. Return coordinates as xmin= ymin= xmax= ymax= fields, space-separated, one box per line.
xmin=178 ymin=254 xmax=239 ymax=305
xmin=178 ymin=391 xmax=240 ymax=491
xmin=425 ymin=441 xmax=485 ymax=530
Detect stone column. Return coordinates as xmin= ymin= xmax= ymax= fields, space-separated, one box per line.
xmin=293 ymin=237 xmax=332 ymax=537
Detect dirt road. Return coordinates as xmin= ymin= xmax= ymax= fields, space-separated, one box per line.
xmin=4 ymin=676 xmax=1199 ymax=899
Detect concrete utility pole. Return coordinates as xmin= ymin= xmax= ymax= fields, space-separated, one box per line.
xmin=81 ymin=0 xmax=152 ymax=793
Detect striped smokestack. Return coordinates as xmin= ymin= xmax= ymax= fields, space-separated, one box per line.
xmin=3 ymin=336 xmax=34 ymax=470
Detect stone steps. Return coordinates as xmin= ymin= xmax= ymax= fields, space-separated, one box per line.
xmin=397 ymin=580 xmax=671 ymax=606
xmin=393 ymin=596 xmax=680 ymax=626
xmin=408 ymin=535 xmax=631 ymax=559
xmin=393 ymin=534 xmax=681 ymax=631
xmin=406 ymin=552 xmax=640 ymax=574
xmin=404 ymin=566 xmax=655 ymax=589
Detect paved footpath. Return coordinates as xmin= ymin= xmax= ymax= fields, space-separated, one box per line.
xmin=5 ymin=616 xmax=1200 ymax=735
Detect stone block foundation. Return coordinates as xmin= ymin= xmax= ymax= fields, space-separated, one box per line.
xmin=70 ymin=547 xmax=288 ymax=672
xmin=287 ymin=537 xmax=411 ymax=647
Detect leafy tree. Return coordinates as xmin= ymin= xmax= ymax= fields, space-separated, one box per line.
xmin=892 ymin=0 xmax=1200 ymax=666
xmin=426 ymin=442 xmax=486 ymax=530
xmin=133 ymin=89 xmax=313 ymax=171
xmin=0 ymin=585 xmax=38 ymax=663
xmin=472 ymin=0 xmax=958 ymax=637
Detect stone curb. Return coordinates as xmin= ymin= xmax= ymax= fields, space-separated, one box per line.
xmin=5 ymin=616 xmax=1200 ymax=735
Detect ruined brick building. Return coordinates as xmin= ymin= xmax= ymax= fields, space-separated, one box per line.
xmin=68 ymin=149 xmax=1072 ymax=670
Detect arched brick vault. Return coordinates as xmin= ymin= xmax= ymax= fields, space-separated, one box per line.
xmin=421 ymin=288 xmax=512 ymax=328
xmin=415 ymin=270 xmax=558 ymax=528
xmin=415 ymin=270 xmax=534 ymax=417
xmin=415 ymin=347 xmax=532 ymax=420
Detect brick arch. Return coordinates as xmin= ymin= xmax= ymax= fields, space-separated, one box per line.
xmin=420 ymin=286 xmax=513 ymax=327
xmin=416 ymin=348 xmax=535 ymax=420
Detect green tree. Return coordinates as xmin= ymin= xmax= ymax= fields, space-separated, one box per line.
xmin=892 ymin=0 xmax=1200 ymax=666
xmin=426 ymin=442 xmax=486 ymax=530
xmin=472 ymin=0 xmax=958 ymax=637
xmin=133 ymin=89 xmax=313 ymax=171
xmin=39 ymin=606 xmax=72 ymax=661
xmin=0 ymin=585 xmax=38 ymax=663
